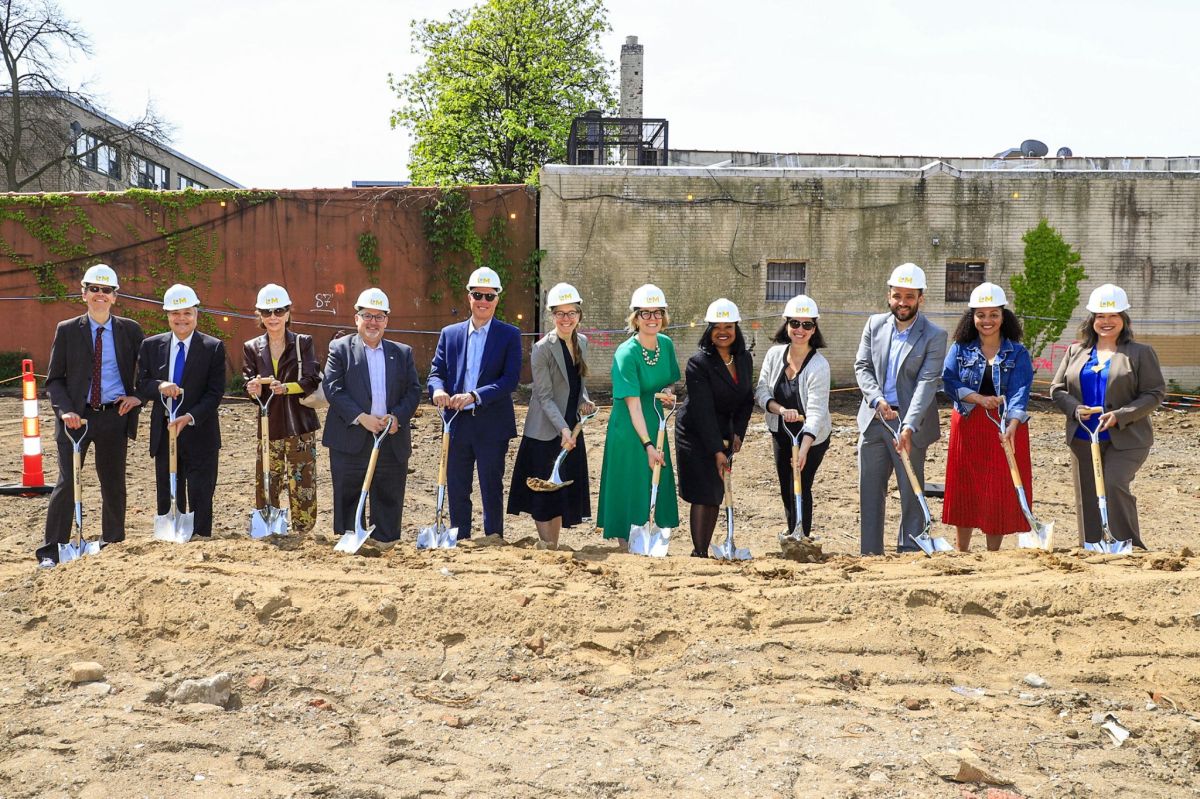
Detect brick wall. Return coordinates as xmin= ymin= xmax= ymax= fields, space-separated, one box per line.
xmin=538 ymin=164 xmax=1200 ymax=394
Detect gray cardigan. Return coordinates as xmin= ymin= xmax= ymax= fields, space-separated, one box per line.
xmin=521 ymin=330 xmax=591 ymax=441
xmin=754 ymin=344 xmax=832 ymax=444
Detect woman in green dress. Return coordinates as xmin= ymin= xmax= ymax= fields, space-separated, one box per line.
xmin=597 ymin=284 xmax=681 ymax=547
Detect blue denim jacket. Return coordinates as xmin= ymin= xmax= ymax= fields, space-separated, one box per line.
xmin=941 ymin=338 xmax=1033 ymax=422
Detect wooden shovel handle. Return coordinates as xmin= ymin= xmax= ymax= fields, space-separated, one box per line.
xmin=1090 ymin=441 xmax=1107 ymax=499
xmin=998 ymin=434 xmax=1024 ymax=489
xmin=898 ymin=449 xmax=925 ymax=497
xmin=438 ymin=430 xmax=451 ymax=486
xmin=362 ymin=440 xmax=383 ymax=491
xmin=168 ymin=420 xmax=178 ymax=476
xmin=791 ymin=445 xmax=802 ymax=496
xmin=653 ymin=392 xmax=675 ymax=404
xmin=650 ymin=424 xmax=666 ymax=487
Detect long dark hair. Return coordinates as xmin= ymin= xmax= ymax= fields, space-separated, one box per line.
xmin=1079 ymin=311 xmax=1133 ymax=348
xmin=698 ymin=323 xmax=746 ymax=356
xmin=772 ymin=319 xmax=827 ymax=349
xmin=952 ymin=307 xmax=1023 ymax=345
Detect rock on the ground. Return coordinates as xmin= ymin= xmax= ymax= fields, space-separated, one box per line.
xmin=69 ymin=661 xmax=104 ymax=684
xmin=171 ymin=673 xmax=233 ymax=708
xmin=245 ymin=675 xmax=270 ymax=693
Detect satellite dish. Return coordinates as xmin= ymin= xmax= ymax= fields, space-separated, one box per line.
xmin=1020 ymin=139 xmax=1049 ymax=158
xmin=1056 ymin=146 xmax=1073 ymax=158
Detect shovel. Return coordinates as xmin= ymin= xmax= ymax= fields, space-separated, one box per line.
xmin=417 ymin=409 xmax=460 ymax=550
xmin=777 ymin=415 xmax=810 ymax=544
xmin=153 ymin=391 xmax=195 ymax=544
xmin=983 ymin=401 xmax=1053 ymax=550
xmin=526 ymin=408 xmax=597 ymax=492
xmin=877 ymin=409 xmax=953 ymax=556
xmin=57 ymin=420 xmax=102 ymax=564
xmin=710 ymin=446 xmax=750 ymax=561
xmin=629 ymin=392 xmax=676 ymax=557
xmin=1079 ymin=409 xmax=1132 ymax=556
xmin=249 ymin=387 xmax=289 ymax=539
xmin=334 ymin=424 xmax=391 ymax=554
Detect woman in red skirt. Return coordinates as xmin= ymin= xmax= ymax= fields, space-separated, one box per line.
xmin=941 ymin=282 xmax=1034 ymax=551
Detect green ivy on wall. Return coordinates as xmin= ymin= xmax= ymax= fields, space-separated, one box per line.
xmin=357 ymin=232 xmax=381 ymax=285
xmin=0 ymin=194 xmax=108 ymax=300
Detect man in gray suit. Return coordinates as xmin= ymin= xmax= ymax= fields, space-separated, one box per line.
xmin=322 ymin=288 xmax=421 ymax=548
xmin=38 ymin=264 xmax=143 ymax=566
xmin=855 ymin=263 xmax=948 ymax=555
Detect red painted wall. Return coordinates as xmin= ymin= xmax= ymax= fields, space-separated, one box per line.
xmin=0 ymin=186 xmax=537 ymax=380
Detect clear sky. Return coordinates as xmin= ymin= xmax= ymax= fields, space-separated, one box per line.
xmin=51 ymin=0 xmax=1200 ymax=189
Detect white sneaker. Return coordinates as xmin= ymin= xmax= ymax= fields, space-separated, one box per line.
xmin=38 ymin=557 xmax=55 ymax=569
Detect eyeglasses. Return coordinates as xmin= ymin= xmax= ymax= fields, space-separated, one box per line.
xmin=85 ymin=285 xmax=115 ymax=295
xmin=552 ymin=310 xmax=579 ymax=320
xmin=470 ymin=291 xmax=498 ymax=302
xmin=787 ymin=319 xmax=817 ymax=330
xmin=636 ymin=309 xmax=665 ymax=320
xmin=356 ymin=312 xmax=388 ymax=322
xmin=258 ymin=307 xmax=290 ymax=317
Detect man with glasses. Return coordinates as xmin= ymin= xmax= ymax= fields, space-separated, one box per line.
xmin=322 ymin=288 xmax=421 ymax=550
xmin=428 ymin=267 xmax=522 ymax=539
xmin=854 ymin=263 xmax=947 ymax=555
xmin=37 ymin=264 xmax=145 ymax=566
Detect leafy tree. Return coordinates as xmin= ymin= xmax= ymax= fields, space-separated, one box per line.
xmin=0 ymin=0 xmax=172 ymax=191
xmin=1011 ymin=219 xmax=1087 ymax=362
xmin=389 ymin=0 xmax=615 ymax=185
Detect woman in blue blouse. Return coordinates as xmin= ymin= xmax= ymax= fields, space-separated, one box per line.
xmin=941 ymin=283 xmax=1034 ymax=551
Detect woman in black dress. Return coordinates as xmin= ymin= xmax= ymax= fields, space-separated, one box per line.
xmin=507 ymin=283 xmax=595 ymax=548
xmin=674 ymin=299 xmax=754 ymax=557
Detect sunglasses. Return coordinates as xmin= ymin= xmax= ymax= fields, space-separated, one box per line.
xmin=636 ymin=309 xmax=665 ymax=320
xmin=470 ymin=291 xmax=498 ymax=302
xmin=86 ymin=285 xmax=115 ymax=295
xmin=258 ymin=307 xmax=290 ymax=317
xmin=787 ymin=319 xmax=817 ymax=330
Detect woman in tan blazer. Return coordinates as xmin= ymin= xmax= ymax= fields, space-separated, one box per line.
xmin=1050 ymin=284 xmax=1165 ymax=549
xmin=507 ymin=283 xmax=595 ymax=548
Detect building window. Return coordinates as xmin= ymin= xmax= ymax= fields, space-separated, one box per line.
xmin=178 ymin=174 xmax=207 ymax=190
xmin=766 ymin=261 xmax=806 ymax=302
xmin=132 ymin=155 xmax=169 ymax=190
xmin=74 ymin=132 xmax=121 ymax=179
xmin=945 ymin=261 xmax=986 ymax=302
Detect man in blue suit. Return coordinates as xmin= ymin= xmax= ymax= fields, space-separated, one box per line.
xmin=428 ymin=267 xmax=522 ymax=539
xmin=322 ymin=288 xmax=422 ymax=548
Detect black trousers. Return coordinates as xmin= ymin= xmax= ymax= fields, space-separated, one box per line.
xmin=329 ymin=444 xmax=409 ymax=543
xmin=43 ymin=405 xmax=129 ymax=549
xmin=771 ymin=432 xmax=830 ymax=537
xmin=154 ymin=444 xmax=218 ymax=538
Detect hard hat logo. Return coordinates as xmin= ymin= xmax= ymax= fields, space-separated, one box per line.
xmin=1099 ymin=300 xmax=1116 ymax=309
xmin=896 ymin=276 xmax=912 ymax=284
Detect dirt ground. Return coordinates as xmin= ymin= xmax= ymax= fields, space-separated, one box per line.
xmin=0 ymin=392 xmax=1198 ymax=799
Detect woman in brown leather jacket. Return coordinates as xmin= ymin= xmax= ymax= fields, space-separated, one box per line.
xmin=242 ymin=284 xmax=322 ymax=535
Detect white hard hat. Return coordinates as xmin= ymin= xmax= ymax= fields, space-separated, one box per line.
xmin=545 ymin=282 xmax=582 ymax=308
xmin=255 ymin=283 xmax=292 ymax=310
xmin=968 ymin=282 xmax=1008 ymax=308
xmin=782 ymin=294 xmax=820 ymax=319
xmin=704 ymin=298 xmax=740 ymax=323
xmin=887 ymin=262 xmax=928 ymax=290
xmin=467 ymin=267 xmax=502 ymax=291
xmin=81 ymin=264 xmax=119 ymax=289
xmin=162 ymin=284 xmax=200 ymax=310
xmin=629 ymin=283 xmax=668 ymax=310
xmin=355 ymin=287 xmax=391 ymax=313
xmin=1086 ymin=283 xmax=1130 ymax=314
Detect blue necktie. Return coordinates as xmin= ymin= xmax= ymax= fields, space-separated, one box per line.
xmin=172 ymin=341 xmax=185 ymax=413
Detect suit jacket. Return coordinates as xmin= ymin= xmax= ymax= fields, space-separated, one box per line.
xmin=522 ymin=330 xmax=591 ymax=441
xmin=427 ymin=318 xmax=522 ymax=440
xmin=854 ymin=312 xmax=947 ymax=449
xmin=135 ymin=331 xmax=227 ymax=457
xmin=242 ymin=331 xmax=321 ymax=440
xmin=321 ymin=334 xmax=421 ymax=460
xmin=1049 ymin=340 xmax=1165 ymax=450
xmin=45 ymin=313 xmax=144 ymax=440
xmin=676 ymin=349 xmax=754 ymax=457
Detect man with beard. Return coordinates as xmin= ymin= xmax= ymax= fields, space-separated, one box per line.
xmin=854 ymin=263 xmax=947 ymax=555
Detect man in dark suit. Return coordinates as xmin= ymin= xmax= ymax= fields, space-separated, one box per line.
xmin=135 ymin=284 xmax=227 ymax=539
xmin=322 ymin=288 xmax=421 ymax=548
xmin=428 ymin=267 xmax=522 ymax=539
xmin=854 ymin=263 xmax=948 ymax=555
xmin=37 ymin=264 xmax=144 ymax=566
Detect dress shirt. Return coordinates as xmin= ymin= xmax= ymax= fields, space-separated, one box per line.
xmin=464 ymin=317 xmax=492 ymax=394
xmin=882 ymin=321 xmax=911 ymax=408
xmin=87 ymin=316 xmax=125 ymax=403
xmin=363 ymin=338 xmax=388 ymax=416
